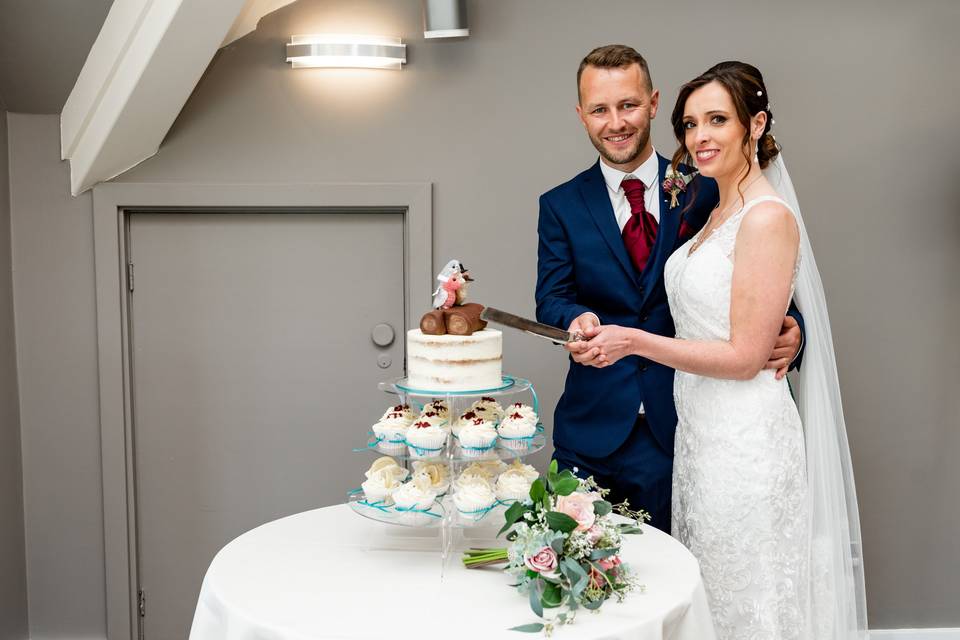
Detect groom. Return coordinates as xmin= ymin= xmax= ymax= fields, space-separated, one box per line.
xmin=536 ymin=45 xmax=804 ymax=531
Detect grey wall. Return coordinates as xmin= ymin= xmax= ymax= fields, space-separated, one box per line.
xmin=0 ymin=112 xmax=28 ymax=640
xmin=6 ymin=0 xmax=959 ymax=636
xmin=7 ymin=113 xmax=105 ymax=639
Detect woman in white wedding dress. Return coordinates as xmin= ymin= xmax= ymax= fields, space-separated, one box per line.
xmin=583 ymin=62 xmax=867 ymax=640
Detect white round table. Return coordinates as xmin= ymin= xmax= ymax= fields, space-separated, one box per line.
xmin=189 ymin=504 xmax=716 ymax=640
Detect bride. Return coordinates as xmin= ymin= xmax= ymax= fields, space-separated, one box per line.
xmin=582 ymin=61 xmax=868 ymax=639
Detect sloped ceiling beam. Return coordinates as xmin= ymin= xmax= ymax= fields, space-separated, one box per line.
xmin=60 ymin=0 xmax=252 ymax=195
xmin=221 ymin=0 xmax=297 ymax=47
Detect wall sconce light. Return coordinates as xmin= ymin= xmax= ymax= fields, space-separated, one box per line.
xmin=285 ymin=35 xmax=407 ymax=69
xmin=422 ymin=0 xmax=469 ymax=38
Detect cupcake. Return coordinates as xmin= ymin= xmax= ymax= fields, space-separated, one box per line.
xmin=453 ymin=475 xmax=498 ymax=522
xmin=392 ymin=475 xmax=439 ymax=524
xmin=416 ymin=409 xmax=449 ymax=430
xmin=372 ymin=413 xmax=411 ymax=455
xmin=360 ymin=457 xmax=408 ymax=505
xmin=452 ymin=410 xmax=480 ymax=440
xmin=506 ymin=402 xmax=538 ymax=422
xmin=495 ymin=460 xmax=539 ymax=502
xmin=454 ymin=460 xmax=507 ymax=491
xmin=405 ymin=419 xmax=448 ymax=459
xmin=457 ymin=419 xmax=498 ymax=458
xmin=424 ymin=399 xmax=450 ymax=420
xmin=411 ymin=460 xmax=451 ymax=495
xmin=472 ymin=397 xmax=505 ymax=423
xmin=497 ymin=408 xmax=538 ymax=451
xmin=382 ymin=403 xmax=417 ymax=422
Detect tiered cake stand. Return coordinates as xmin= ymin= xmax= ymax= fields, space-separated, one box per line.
xmin=348 ymin=375 xmax=545 ymax=575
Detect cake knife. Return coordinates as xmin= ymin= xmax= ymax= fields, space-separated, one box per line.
xmin=480 ymin=307 xmax=585 ymax=344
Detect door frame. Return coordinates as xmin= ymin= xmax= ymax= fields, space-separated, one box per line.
xmin=91 ymin=182 xmax=432 ymax=640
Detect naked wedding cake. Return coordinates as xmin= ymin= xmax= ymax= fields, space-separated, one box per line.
xmin=405 ymin=259 xmax=502 ymax=391
xmin=406 ymin=328 xmax=502 ymax=391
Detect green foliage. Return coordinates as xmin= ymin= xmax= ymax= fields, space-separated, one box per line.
xmin=498 ymin=501 xmax=527 ymax=536
xmin=592 ymin=499 xmax=612 ymax=516
xmin=509 ymin=623 xmax=545 ymax=633
xmin=529 ymin=579 xmax=544 ymax=618
xmin=552 ymin=475 xmax=580 ymax=496
xmin=544 ymin=511 xmax=579 ymax=533
xmin=589 ymin=548 xmax=618 ymax=561
xmin=541 ymin=581 xmax=563 ymax=608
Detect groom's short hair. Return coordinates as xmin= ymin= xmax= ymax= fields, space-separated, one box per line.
xmin=577 ymin=45 xmax=653 ymax=101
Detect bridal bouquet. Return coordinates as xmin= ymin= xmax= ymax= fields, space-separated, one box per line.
xmin=462 ymin=461 xmax=648 ymax=635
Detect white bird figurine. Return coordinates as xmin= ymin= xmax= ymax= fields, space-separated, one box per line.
xmin=432 ymin=259 xmax=474 ymax=309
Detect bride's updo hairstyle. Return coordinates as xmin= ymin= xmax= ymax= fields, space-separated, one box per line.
xmin=670 ymin=61 xmax=780 ymax=184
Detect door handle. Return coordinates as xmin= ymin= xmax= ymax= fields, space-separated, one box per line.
xmin=371 ymin=323 xmax=395 ymax=347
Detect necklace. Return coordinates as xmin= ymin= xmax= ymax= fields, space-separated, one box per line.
xmin=688 ymin=174 xmax=763 ymax=254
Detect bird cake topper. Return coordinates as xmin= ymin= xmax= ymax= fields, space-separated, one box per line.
xmin=421 ymin=259 xmax=487 ymax=336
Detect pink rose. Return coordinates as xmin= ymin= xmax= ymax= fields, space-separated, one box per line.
xmin=597 ymin=555 xmax=621 ymax=571
xmin=555 ymin=492 xmax=600 ymax=532
xmin=585 ymin=525 xmax=604 ymax=544
xmin=524 ymin=546 xmax=558 ymax=573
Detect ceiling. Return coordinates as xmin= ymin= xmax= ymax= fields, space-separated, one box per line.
xmin=0 ymin=0 xmax=114 ymax=113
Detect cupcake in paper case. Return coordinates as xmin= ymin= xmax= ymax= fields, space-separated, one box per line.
xmin=453 ymin=475 xmax=498 ymax=522
xmin=392 ymin=475 xmax=439 ymax=525
xmin=495 ymin=460 xmax=540 ymax=502
xmin=411 ymin=460 xmax=451 ymax=495
xmin=451 ymin=410 xmax=481 ymax=440
xmin=361 ymin=465 xmax=405 ymax=506
xmin=497 ymin=408 xmax=538 ymax=451
xmin=405 ymin=420 xmax=448 ymax=459
xmin=371 ymin=416 xmax=409 ymax=455
xmin=457 ymin=419 xmax=498 ymax=458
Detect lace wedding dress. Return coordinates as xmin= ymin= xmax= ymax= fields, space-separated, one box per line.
xmin=665 ymin=195 xmax=809 ymax=640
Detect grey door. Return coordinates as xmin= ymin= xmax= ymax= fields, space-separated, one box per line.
xmin=127 ymin=211 xmax=405 ymax=640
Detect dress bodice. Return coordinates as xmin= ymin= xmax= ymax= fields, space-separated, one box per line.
xmin=664 ymin=195 xmax=801 ymax=342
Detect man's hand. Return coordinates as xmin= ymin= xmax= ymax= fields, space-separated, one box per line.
xmin=565 ymin=312 xmax=602 ymax=366
xmin=767 ymin=315 xmax=801 ymax=380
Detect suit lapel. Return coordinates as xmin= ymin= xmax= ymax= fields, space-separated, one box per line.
xmin=579 ymin=161 xmax=638 ymax=284
xmin=636 ymin=155 xmax=682 ymax=302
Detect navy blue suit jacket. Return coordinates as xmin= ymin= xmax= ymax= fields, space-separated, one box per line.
xmin=536 ymin=155 xmax=804 ymax=458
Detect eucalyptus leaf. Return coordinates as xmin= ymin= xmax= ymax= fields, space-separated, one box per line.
xmin=509 ymin=623 xmax=545 ymax=633
xmin=589 ymin=548 xmax=619 ymax=561
xmin=552 ymin=476 xmax=580 ymax=496
xmin=550 ymin=537 xmax=565 ymax=554
xmin=583 ymin=597 xmax=605 ymax=610
xmin=498 ymin=501 xmax=526 ymax=536
xmin=562 ymin=558 xmax=587 ymax=579
xmin=529 ymin=479 xmax=546 ymax=504
xmin=542 ymin=581 xmax=563 ymax=608
xmin=529 ymin=579 xmax=544 ymax=618
xmin=592 ymin=500 xmax=612 ymax=516
xmin=544 ymin=511 xmax=579 ymax=533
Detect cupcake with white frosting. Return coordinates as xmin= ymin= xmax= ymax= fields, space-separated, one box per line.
xmin=360 ymin=457 xmax=408 ymax=505
xmin=495 ymin=460 xmax=540 ymax=502
xmin=497 ymin=407 xmax=539 ymax=451
xmin=405 ymin=419 xmax=448 ymax=459
xmin=457 ymin=418 xmax=498 ymax=458
xmin=372 ymin=412 xmax=412 ymax=455
xmin=472 ymin=397 xmax=505 ymax=423
xmin=392 ymin=475 xmax=439 ymax=525
xmin=453 ymin=475 xmax=498 ymax=522
xmin=411 ymin=460 xmax=451 ymax=495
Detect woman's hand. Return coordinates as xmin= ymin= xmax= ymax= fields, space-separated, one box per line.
xmin=581 ymin=324 xmax=639 ymax=367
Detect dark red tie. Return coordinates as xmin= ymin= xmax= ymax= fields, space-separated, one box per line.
xmin=621 ymin=178 xmax=658 ymax=273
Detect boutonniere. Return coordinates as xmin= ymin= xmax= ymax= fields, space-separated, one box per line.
xmin=662 ymin=168 xmax=697 ymax=209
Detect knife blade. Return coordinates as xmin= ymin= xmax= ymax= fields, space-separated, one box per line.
xmin=480 ymin=307 xmax=583 ymax=344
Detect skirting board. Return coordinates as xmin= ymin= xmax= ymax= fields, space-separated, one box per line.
xmin=871 ymin=631 xmax=960 ymax=639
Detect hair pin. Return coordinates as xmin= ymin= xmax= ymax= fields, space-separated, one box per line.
xmin=756 ymin=90 xmax=763 ymax=97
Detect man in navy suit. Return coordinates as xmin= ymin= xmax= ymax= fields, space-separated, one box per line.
xmin=535 ymin=45 xmax=804 ymax=531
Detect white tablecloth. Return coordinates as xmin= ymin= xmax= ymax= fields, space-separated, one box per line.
xmin=190 ymin=504 xmax=716 ymax=640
